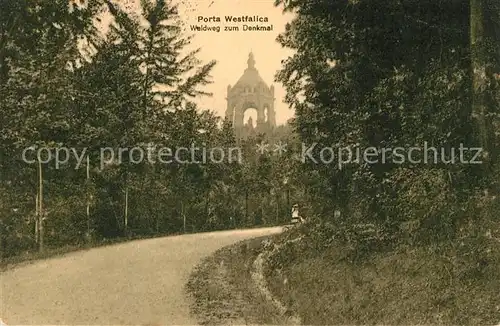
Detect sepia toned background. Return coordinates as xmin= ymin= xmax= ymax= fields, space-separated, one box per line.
xmin=98 ymin=0 xmax=296 ymax=125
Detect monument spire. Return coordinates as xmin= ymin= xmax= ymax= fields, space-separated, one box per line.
xmin=226 ymin=52 xmax=276 ymax=136
xmin=247 ymin=51 xmax=255 ymax=69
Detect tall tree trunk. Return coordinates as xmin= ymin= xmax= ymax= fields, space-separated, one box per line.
xmin=124 ymin=184 xmax=128 ymax=234
xmin=38 ymin=160 xmax=44 ymax=253
xmin=182 ymin=201 xmax=186 ymax=233
xmin=0 ymin=222 xmax=3 ymax=263
xmin=471 ymin=0 xmax=492 ymax=185
xmin=86 ymin=155 xmax=91 ymax=242
xmin=35 ymin=194 xmax=39 ymax=244
xmin=245 ymin=190 xmax=248 ymax=224
xmin=205 ymin=190 xmax=209 ymax=229
xmin=276 ymin=191 xmax=279 ymax=225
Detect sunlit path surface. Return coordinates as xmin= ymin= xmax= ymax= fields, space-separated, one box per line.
xmin=1 ymin=227 xmax=283 ymax=325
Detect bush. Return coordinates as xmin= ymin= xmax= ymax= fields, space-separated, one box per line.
xmin=382 ymin=167 xmax=465 ymax=244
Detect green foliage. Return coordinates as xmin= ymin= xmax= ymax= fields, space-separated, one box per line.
xmin=274 ymin=0 xmax=500 ymax=250
xmin=0 ymin=0 xmax=299 ymax=259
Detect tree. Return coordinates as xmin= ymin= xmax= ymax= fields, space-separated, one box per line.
xmin=274 ymin=0 xmax=494 ymax=243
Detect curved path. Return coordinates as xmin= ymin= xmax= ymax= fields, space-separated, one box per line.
xmin=1 ymin=227 xmax=282 ymax=325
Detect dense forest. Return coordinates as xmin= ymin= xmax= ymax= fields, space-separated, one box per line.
xmin=1 ymin=0 xmax=499 ymax=285
xmin=273 ymin=0 xmax=499 ymax=247
xmin=0 ymin=0 xmax=301 ymax=259
xmin=262 ymin=1 xmax=500 ymax=323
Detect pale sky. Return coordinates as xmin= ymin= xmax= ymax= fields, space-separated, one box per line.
xmin=180 ymin=0 xmax=296 ymax=125
xmin=98 ymin=0 xmax=296 ymax=126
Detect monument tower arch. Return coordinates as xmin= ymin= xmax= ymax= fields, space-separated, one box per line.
xmin=225 ymin=52 xmax=276 ymax=134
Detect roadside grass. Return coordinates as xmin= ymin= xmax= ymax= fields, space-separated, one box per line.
xmin=186 ymin=236 xmax=288 ymax=325
xmin=266 ymin=241 xmax=500 ymax=325
xmin=0 ymin=233 xmax=178 ymax=272
xmin=0 ymin=224 xmax=279 ymax=273
xmin=1 ymin=243 xmax=90 ymax=272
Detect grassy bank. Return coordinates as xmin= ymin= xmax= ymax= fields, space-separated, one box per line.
xmin=0 ymin=225 xmax=274 ymax=272
xmin=0 ymin=225 xmax=281 ymax=273
xmin=265 ymin=239 xmax=500 ymax=325
xmin=0 ymin=236 xmax=143 ymax=272
xmin=186 ymin=236 xmax=289 ymax=325
xmin=0 ymin=231 xmax=190 ymax=272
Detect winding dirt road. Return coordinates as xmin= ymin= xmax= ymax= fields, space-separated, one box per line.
xmin=1 ymin=227 xmax=282 ymax=325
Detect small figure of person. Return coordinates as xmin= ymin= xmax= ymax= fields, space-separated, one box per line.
xmin=290 ymin=204 xmax=304 ymax=225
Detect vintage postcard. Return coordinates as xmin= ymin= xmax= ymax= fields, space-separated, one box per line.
xmin=1 ymin=0 xmax=499 ymax=325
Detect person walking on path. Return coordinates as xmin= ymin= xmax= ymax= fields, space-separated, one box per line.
xmin=290 ymin=204 xmax=305 ymax=225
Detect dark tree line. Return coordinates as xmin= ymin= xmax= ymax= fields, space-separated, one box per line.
xmin=1 ymin=0 xmax=499 ymax=263
xmin=0 ymin=0 xmax=298 ymax=259
xmin=274 ymin=0 xmax=499 ymax=253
